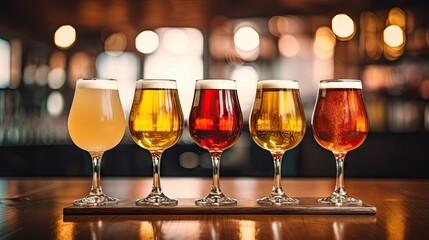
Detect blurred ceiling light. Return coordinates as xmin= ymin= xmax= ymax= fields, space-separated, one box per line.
xmin=163 ymin=28 xmax=190 ymax=55
xmin=313 ymin=26 xmax=336 ymax=60
xmin=268 ymin=16 xmax=282 ymax=37
xmin=47 ymin=91 xmax=64 ymax=117
xmin=105 ymin=32 xmax=127 ymax=56
xmin=331 ymin=14 xmax=355 ymax=40
xmin=35 ymin=64 xmax=50 ymax=86
xmin=387 ymin=7 xmax=406 ymax=28
xmin=135 ymin=30 xmax=159 ymax=54
xmin=234 ymin=26 xmax=260 ymax=52
xmin=48 ymin=68 xmax=66 ymax=89
xmin=0 ymin=38 xmax=10 ymax=88
xmin=68 ymin=52 xmax=94 ymax=88
xmin=54 ymin=25 xmax=76 ymax=49
xmin=49 ymin=51 xmax=67 ymax=69
xmin=314 ymin=27 xmax=336 ymax=50
xmin=384 ymin=25 xmax=404 ymax=47
xmin=279 ymin=34 xmax=299 ymax=57
xmin=10 ymin=39 xmax=21 ymax=89
xmin=230 ymin=65 xmax=258 ymax=119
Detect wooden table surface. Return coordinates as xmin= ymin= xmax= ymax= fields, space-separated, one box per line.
xmin=1 ymin=177 xmax=428 ymax=239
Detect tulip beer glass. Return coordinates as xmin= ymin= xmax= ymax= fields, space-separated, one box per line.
xmin=188 ymin=79 xmax=243 ymax=206
xmin=249 ymin=80 xmax=306 ymax=205
xmin=68 ymin=78 xmax=126 ymax=206
xmin=129 ymin=79 xmax=184 ymax=206
xmin=312 ymin=79 xmax=368 ymax=205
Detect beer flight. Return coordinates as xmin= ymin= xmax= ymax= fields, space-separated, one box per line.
xmin=67 ymin=78 xmax=369 ymax=207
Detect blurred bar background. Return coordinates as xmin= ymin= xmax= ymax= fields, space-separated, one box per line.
xmin=0 ymin=0 xmax=428 ymax=178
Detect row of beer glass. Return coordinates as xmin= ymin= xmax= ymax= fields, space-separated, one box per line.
xmin=67 ymin=78 xmax=368 ymax=207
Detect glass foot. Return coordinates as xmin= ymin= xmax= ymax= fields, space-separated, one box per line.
xmin=257 ymin=195 xmax=299 ymax=205
xmin=73 ymin=194 xmax=119 ymax=206
xmin=318 ymin=194 xmax=362 ymax=206
xmin=136 ymin=192 xmax=178 ymax=206
xmin=195 ymin=192 xmax=237 ymax=206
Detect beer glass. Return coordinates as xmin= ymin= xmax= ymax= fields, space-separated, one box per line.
xmin=312 ymin=79 xmax=368 ymax=205
xmin=188 ymin=79 xmax=243 ymax=206
xmin=249 ymin=80 xmax=306 ymax=205
xmin=68 ymin=78 xmax=126 ymax=206
xmin=129 ymin=79 xmax=184 ymax=206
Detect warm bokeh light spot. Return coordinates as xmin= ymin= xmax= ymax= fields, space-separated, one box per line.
xmin=135 ymin=30 xmax=159 ymax=54
xmin=234 ymin=26 xmax=260 ymax=51
xmin=387 ymin=7 xmax=406 ymax=28
xmin=278 ymin=34 xmax=299 ymax=57
xmin=331 ymin=14 xmax=355 ymax=40
xmin=313 ymin=26 xmax=336 ymax=60
xmin=105 ymin=32 xmax=127 ymax=55
xmin=54 ymin=25 xmax=76 ymax=49
xmin=163 ymin=28 xmax=190 ymax=55
xmin=384 ymin=25 xmax=404 ymax=47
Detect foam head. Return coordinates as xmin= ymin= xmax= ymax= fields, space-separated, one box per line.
xmin=195 ymin=79 xmax=237 ymax=90
xmin=257 ymin=79 xmax=299 ymax=89
xmin=136 ymin=79 xmax=177 ymax=89
xmin=319 ymin=79 xmax=362 ymax=89
xmin=76 ymin=79 xmax=118 ymax=90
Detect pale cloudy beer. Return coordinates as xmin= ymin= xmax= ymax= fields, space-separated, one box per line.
xmin=68 ymin=79 xmax=126 ymax=152
xmin=67 ymin=78 xmax=125 ymax=206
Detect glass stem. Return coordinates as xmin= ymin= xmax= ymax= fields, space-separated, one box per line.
xmin=209 ymin=151 xmax=223 ymax=195
xmin=271 ymin=152 xmax=285 ymax=196
xmin=333 ymin=152 xmax=347 ymax=196
xmin=89 ymin=151 xmax=104 ymax=196
xmin=150 ymin=151 xmax=164 ymax=195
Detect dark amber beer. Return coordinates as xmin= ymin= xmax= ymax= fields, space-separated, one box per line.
xmin=311 ymin=79 xmax=369 ymax=205
xmin=312 ymin=82 xmax=368 ymax=153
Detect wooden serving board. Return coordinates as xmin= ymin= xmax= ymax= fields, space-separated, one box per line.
xmin=63 ymin=198 xmax=376 ymax=215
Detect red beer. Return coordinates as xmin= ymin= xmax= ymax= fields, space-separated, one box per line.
xmin=189 ymin=88 xmax=243 ymax=150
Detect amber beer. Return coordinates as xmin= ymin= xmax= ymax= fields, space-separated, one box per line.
xmin=68 ymin=79 xmax=126 ymax=152
xmin=312 ymin=81 xmax=368 ymax=153
xmin=188 ymin=80 xmax=243 ymax=151
xmin=129 ymin=80 xmax=184 ymax=151
xmin=249 ymin=80 xmax=306 ymax=152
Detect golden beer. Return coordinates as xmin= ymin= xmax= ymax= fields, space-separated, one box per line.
xmin=68 ymin=80 xmax=126 ymax=152
xmin=129 ymin=81 xmax=184 ymax=151
xmin=249 ymin=85 xmax=306 ymax=152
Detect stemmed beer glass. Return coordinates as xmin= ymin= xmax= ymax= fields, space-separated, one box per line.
xmin=249 ymin=80 xmax=306 ymax=205
xmin=68 ymin=78 xmax=126 ymax=206
xmin=129 ymin=79 xmax=184 ymax=206
xmin=188 ymin=79 xmax=243 ymax=206
xmin=311 ymin=79 xmax=368 ymax=205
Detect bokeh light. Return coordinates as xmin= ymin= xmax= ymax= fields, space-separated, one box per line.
xmin=313 ymin=26 xmax=336 ymax=60
xmin=135 ymin=30 xmax=159 ymax=54
xmin=384 ymin=25 xmax=404 ymax=47
xmin=278 ymin=34 xmax=299 ymax=57
xmin=234 ymin=26 xmax=260 ymax=51
xmin=387 ymin=7 xmax=406 ymax=28
xmin=105 ymin=32 xmax=127 ymax=56
xmin=331 ymin=14 xmax=355 ymax=40
xmin=0 ymin=38 xmax=10 ymax=88
xmin=54 ymin=25 xmax=76 ymax=49
xmin=47 ymin=91 xmax=65 ymax=117
xmin=163 ymin=28 xmax=190 ymax=55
